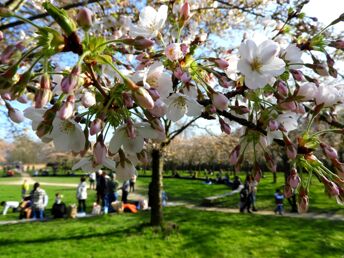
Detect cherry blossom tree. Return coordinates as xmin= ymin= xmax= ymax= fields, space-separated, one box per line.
xmin=0 ymin=0 xmax=343 ymax=226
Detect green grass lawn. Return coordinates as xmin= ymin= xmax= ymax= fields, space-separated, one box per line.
xmin=0 ymin=172 xmax=343 ymax=219
xmin=0 ymin=207 xmax=343 ymax=258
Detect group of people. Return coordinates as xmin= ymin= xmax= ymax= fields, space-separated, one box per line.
xmin=203 ymin=174 xmax=285 ymax=215
xmin=0 ymin=170 xmax=142 ymax=220
xmin=1 ymin=181 xmax=49 ymax=220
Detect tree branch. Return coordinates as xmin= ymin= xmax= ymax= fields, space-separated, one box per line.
xmin=162 ymin=116 xmax=200 ymax=147
xmin=0 ymin=0 xmax=106 ymax=31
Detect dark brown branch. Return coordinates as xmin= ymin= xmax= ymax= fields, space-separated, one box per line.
xmin=0 ymin=0 xmax=106 ymax=31
xmin=162 ymin=116 xmax=200 ymax=147
xmin=191 ymin=3 xmax=264 ymax=18
xmin=214 ymin=0 xmax=265 ymax=18
xmin=86 ymin=64 xmax=108 ymax=99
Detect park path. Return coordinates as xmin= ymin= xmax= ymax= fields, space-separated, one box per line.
xmin=0 ymin=172 xmax=78 ymax=187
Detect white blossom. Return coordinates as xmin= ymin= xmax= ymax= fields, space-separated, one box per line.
xmin=130 ymin=5 xmax=168 ymax=38
xmin=165 ymin=93 xmax=204 ymax=122
xmin=237 ymin=40 xmax=285 ymax=89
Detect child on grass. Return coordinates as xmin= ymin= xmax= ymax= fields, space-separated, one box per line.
xmin=274 ymin=188 xmax=284 ymax=215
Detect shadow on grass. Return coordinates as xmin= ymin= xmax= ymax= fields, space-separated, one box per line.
xmin=0 ymin=221 xmax=150 ymax=247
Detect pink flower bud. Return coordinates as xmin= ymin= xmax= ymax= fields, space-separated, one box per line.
xmin=147 ymin=88 xmax=160 ymax=101
xmin=150 ymin=118 xmax=165 ymax=132
xmin=279 ymin=101 xmax=297 ymax=111
xmin=253 ymin=163 xmax=262 ymax=182
xmin=269 ymin=120 xmax=279 ymax=131
xmin=76 ymin=7 xmax=93 ymax=30
xmin=8 ymin=108 xmax=24 ymax=123
xmin=93 ymin=141 xmax=107 ymax=165
xmin=330 ymin=40 xmax=344 ymax=50
xmin=122 ymin=92 xmax=134 ymax=108
xmin=332 ymin=159 xmax=344 ymax=178
xmin=288 ymin=168 xmax=301 ymax=189
xmin=298 ymin=194 xmax=309 ymax=213
xmin=132 ymin=87 xmax=155 ymax=109
xmin=180 ymin=2 xmax=191 ymax=22
xmin=58 ymin=95 xmax=75 ymax=120
xmin=320 ymin=143 xmax=338 ymax=160
xmin=61 ymin=75 xmax=77 ymax=94
xmin=181 ymin=72 xmax=191 ymax=83
xmin=149 ymin=99 xmax=167 ymax=117
xmin=229 ymin=145 xmax=241 ymax=165
xmin=212 ymin=93 xmax=228 ymax=111
xmin=286 ymin=144 xmax=297 ymax=160
xmin=219 ymin=76 xmax=231 ymax=88
xmin=219 ymin=118 xmax=231 ymax=135
xmin=1 ymin=92 xmax=12 ymax=100
xmin=264 ymin=152 xmax=277 ymax=172
xmin=35 ymin=74 xmax=52 ymax=108
xmin=327 ymin=181 xmax=340 ymax=197
xmin=81 ymin=91 xmax=96 ymax=108
xmin=174 ymin=67 xmax=184 ymax=79
xmin=284 ymin=184 xmax=293 ymax=198
xmin=0 ymin=31 xmax=3 ymax=41
xmin=290 ymin=69 xmax=304 ymax=81
xmin=90 ymin=118 xmax=104 ymax=135
xmin=214 ymin=58 xmax=229 ymax=70
xmin=35 ymin=88 xmax=52 ymax=108
xmin=126 ymin=120 xmax=136 ymax=139
xmin=180 ymin=43 xmax=189 ymax=55
xmin=277 ymin=81 xmax=288 ymax=97
xmin=17 ymin=94 xmax=28 ymax=104
xmin=133 ymin=36 xmax=154 ymax=50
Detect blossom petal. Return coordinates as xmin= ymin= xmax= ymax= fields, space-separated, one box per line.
xmin=109 ymin=128 xmax=126 ymax=154
xmin=166 ymin=101 xmax=186 ymax=122
xmin=123 ymin=136 xmax=145 ymax=154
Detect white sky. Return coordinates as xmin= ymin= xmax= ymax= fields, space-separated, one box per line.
xmin=303 ymin=0 xmax=344 ymax=31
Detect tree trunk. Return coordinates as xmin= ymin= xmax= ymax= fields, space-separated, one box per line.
xmin=150 ymin=148 xmax=164 ymax=226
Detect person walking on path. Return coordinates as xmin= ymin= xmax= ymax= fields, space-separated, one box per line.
xmin=274 ymin=188 xmax=284 ymax=215
xmin=76 ymin=176 xmax=88 ymax=213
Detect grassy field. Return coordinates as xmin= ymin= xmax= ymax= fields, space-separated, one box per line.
xmin=0 ymin=172 xmax=343 ymax=221
xmin=0 ymin=207 xmax=343 ymax=258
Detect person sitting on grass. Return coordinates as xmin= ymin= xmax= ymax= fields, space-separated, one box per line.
xmin=1 ymin=201 xmax=20 ymax=215
xmin=51 ymin=193 xmax=67 ymax=219
xmin=274 ymin=188 xmax=284 ymax=215
xmin=18 ymin=196 xmax=32 ymax=219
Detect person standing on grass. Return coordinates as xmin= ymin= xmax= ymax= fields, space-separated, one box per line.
xmin=31 ymin=182 xmax=48 ymax=220
xmin=121 ymin=180 xmax=130 ymax=204
xmin=21 ymin=179 xmax=29 ymax=199
xmin=129 ymin=174 xmax=137 ymax=192
xmin=89 ymin=171 xmax=96 ymax=190
xmin=274 ymin=188 xmax=284 ymax=215
xmin=76 ymin=176 xmax=88 ymax=213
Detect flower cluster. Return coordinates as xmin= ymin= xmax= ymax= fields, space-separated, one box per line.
xmin=0 ymin=1 xmax=343 ymax=211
